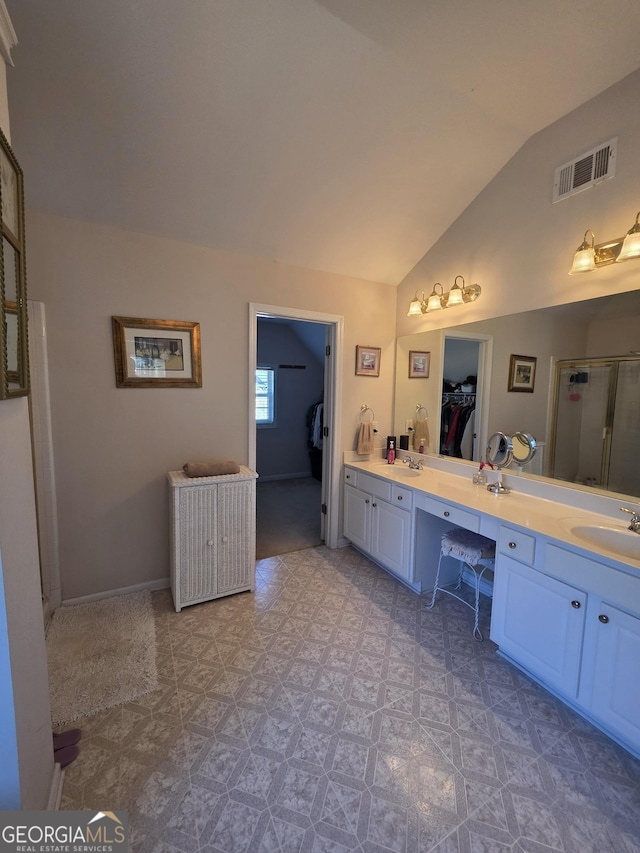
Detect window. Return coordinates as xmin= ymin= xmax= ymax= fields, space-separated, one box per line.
xmin=255 ymin=366 xmax=275 ymax=426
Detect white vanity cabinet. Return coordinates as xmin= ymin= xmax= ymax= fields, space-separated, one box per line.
xmin=490 ymin=527 xmax=586 ymax=697
xmin=343 ymin=467 xmax=413 ymax=584
xmin=545 ymin=543 xmax=640 ymax=751
xmin=168 ymin=467 xmax=257 ymax=611
xmin=492 ymin=529 xmax=640 ymax=755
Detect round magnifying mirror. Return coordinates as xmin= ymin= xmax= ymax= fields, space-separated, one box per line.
xmin=486 ymin=431 xmax=513 ymax=469
xmin=511 ymin=431 xmax=537 ymax=466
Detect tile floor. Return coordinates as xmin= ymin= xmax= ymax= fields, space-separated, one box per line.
xmin=61 ymin=546 xmax=640 ymax=852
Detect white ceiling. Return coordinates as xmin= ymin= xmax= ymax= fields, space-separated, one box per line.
xmin=6 ymin=0 xmax=640 ymax=285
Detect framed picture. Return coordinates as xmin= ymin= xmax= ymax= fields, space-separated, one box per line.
xmin=112 ymin=316 xmax=202 ymax=388
xmin=409 ymin=350 xmax=430 ymax=378
xmin=355 ymin=345 xmax=381 ymax=377
xmin=508 ymin=354 xmax=537 ymax=392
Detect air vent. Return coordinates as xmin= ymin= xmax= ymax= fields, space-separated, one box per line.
xmin=552 ymin=138 xmax=617 ymax=203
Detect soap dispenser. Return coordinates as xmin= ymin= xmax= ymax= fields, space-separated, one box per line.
xmin=387 ymin=440 xmax=395 ymax=464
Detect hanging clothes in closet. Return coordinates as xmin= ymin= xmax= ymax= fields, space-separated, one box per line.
xmin=440 ymin=396 xmax=475 ymax=459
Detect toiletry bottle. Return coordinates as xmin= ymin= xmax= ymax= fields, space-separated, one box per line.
xmin=472 ymin=461 xmax=488 ymax=486
xmin=387 ymin=440 xmax=395 ymax=464
xmin=418 ymin=439 xmax=425 ymax=454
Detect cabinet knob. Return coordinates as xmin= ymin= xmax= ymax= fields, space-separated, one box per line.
xmin=365 ymin=499 xmax=370 ymax=504
xmin=372 ymin=502 xmax=377 ymax=508
xmin=222 ymin=535 xmax=228 ymax=543
xmin=397 ymin=495 xmax=403 ymax=501
xmin=598 ymin=614 xmax=609 ymax=624
xmin=508 ymin=541 xmax=517 ymax=549
xmin=571 ymin=600 xmax=581 ymax=609
xmin=346 ymin=474 xmax=351 ymax=479
xmin=443 ymin=511 xmax=450 ymax=517
xmin=207 ymin=539 xmax=214 ymax=546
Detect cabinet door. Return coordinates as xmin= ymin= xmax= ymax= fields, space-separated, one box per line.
xmin=178 ymin=486 xmax=218 ymax=604
xmin=491 ymin=556 xmax=586 ymax=697
xmin=217 ymin=480 xmax=255 ymax=595
xmin=344 ymin=485 xmax=371 ymax=552
xmin=371 ymin=499 xmax=412 ymax=581
xmin=587 ymin=603 xmax=640 ymax=748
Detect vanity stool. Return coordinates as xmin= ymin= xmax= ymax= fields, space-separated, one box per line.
xmin=425 ymin=527 xmax=496 ymax=640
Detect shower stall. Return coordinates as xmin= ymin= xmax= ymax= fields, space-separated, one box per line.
xmin=549 ymin=356 xmax=640 ymax=497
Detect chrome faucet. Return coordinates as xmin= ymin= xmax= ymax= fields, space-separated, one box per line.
xmin=402 ymin=456 xmax=424 ymax=470
xmin=620 ymin=507 xmax=640 ymax=533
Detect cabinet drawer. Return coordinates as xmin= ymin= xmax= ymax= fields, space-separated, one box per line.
xmin=418 ymin=495 xmax=480 ymax=532
xmin=391 ymin=485 xmax=412 ymax=511
xmin=498 ymin=526 xmax=536 ymax=566
xmin=358 ymin=471 xmax=392 ymax=502
xmin=344 ymin=467 xmax=357 ymax=486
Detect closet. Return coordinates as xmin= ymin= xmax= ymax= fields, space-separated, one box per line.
xmin=440 ymin=337 xmax=480 ymax=460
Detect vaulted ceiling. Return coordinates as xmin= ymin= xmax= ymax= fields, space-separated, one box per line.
xmin=6 ymin=0 xmax=640 ymax=285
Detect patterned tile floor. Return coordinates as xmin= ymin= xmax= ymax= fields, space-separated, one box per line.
xmin=61 ymin=546 xmax=640 ymax=852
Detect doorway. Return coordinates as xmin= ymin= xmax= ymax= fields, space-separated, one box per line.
xmin=248 ymin=304 xmax=343 ymax=555
xmin=439 ymin=332 xmax=492 ymax=462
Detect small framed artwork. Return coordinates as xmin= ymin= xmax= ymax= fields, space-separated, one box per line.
xmin=112 ymin=316 xmax=202 ymax=388
xmin=409 ymin=350 xmax=430 ymax=378
xmin=508 ymin=354 xmax=537 ymax=393
xmin=355 ymin=345 xmax=381 ymax=377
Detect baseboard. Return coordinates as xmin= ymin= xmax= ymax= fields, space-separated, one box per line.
xmin=47 ymin=764 xmax=64 ymax=810
xmin=257 ymin=472 xmax=313 ymax=482
xmin=62 ymin=577 xmax=170 ymax=607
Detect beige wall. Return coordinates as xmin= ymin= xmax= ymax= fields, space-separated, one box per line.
xmin=26 ymin=213 xmax=397 ymax=599
xmin=397 ymin=69 xmax=640 ymax=336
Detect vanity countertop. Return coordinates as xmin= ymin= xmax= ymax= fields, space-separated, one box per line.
xmin=344 ymin=456 xmax=640 ymax=574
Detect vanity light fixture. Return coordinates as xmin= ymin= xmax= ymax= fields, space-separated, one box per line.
xmin=569 ymin=209 xmax=640 ymax=273
xmin=407 ymin=276 xmax=481 ymax=316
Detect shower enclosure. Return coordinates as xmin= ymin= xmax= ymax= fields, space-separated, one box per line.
xmin=549 ymin=356 xmax=640 ymax=497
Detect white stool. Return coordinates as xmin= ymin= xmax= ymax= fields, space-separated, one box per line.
xmin=425 ymin=527 xmax=496 ymax=640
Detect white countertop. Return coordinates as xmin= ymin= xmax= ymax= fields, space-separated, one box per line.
xmin=344 ymin=455 xmax=640 ymax=574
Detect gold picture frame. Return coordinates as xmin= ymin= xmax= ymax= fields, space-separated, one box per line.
xmin=508 ymin=354 xmax=536 ymax=393
xmin=409 ymin=350 xmax=430 ymax=378
xmin=112 ymin=316 xmax=202 ymax=388
xmin=0 ymin=127 xmax=29 ymax=399
xmin=355 ymin=345 xmax=381 ymax=377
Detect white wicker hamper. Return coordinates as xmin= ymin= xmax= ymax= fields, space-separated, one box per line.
xmin=167 ymin=467 xmax=258 ymax=611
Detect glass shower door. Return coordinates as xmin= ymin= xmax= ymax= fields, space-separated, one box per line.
xmin=551 ymin=357 xmax=640 ymax=495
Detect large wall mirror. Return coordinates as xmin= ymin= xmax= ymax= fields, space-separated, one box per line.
xmin=0 ymin=127 xmax=28 ymax=399
xmin=394 ymin=290 xmax=640 ymax=501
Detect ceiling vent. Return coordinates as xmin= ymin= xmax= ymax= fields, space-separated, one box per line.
xmin=552 ymin=138 xmax=617 ymax=203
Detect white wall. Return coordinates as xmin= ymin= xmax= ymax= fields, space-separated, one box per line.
xmin=26 ymin=212 xmax=397 ymax=599
xmin=397 ymin=69 xmax=640 ymax=336
xmin=0 ymin=42 xmax=55 ymax=805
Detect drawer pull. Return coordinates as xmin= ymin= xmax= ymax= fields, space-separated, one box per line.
xmin=571 ymin=600 xmax=581 ymax=609
xmin=598 ymin=614 xmax=609 ymax=624
xmin=397 ymin=495 xmax=403 ymax=501
xmin=508 ymin=542 xmax=517 ymax=549
xmin=346 ymin=474 xmax=351 ymax=479
xmin=443 ymin=511 xmax=450 ymax=517
xmin=207 ymin=539 xmax=215 ymax=546
xmin=222 ymin=536 xmax=228 ymax=543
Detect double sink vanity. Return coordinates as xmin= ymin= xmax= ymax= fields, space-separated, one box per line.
xmin=343 ymin=451 xmax=640 ymax=759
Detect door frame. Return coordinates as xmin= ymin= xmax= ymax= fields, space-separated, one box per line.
xmin=248 ymin=303 xmax=343 ymax=549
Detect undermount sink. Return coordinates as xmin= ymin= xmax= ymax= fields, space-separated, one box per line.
xmin=375 ymin=462 xmax=423 ymax=478
xmin=565 ymin=520 xmax=640 ymax=561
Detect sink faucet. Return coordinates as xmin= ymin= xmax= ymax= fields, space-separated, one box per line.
xmin=402 ymin=456 xmax=424 ymax=470
xmin=620 ymin=507 xmax=640 ymax=533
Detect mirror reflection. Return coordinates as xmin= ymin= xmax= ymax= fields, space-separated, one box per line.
xmin=394 ymin=290 xmax=640 ymax=500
